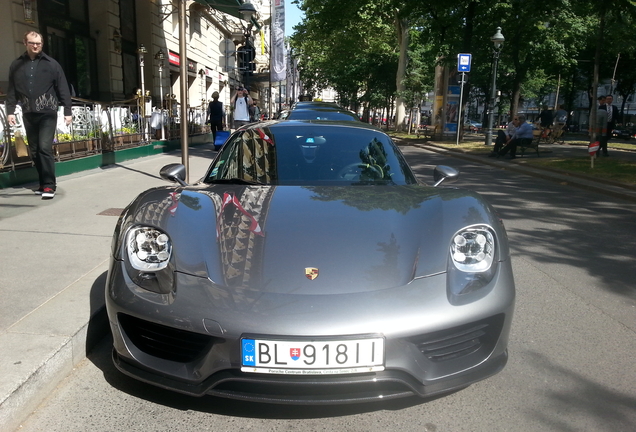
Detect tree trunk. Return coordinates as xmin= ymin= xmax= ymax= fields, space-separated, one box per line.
xmin=395 ymin=15 xmax=409 ymax=132
xmin=362 ymin=102 xmax=371 ymax=125
xmin=590 ymin=6 xmax=606 ymax=142
xmin=511 ymin=83 xmax=521 ymax=119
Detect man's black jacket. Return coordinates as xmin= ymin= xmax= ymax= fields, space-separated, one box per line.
xmin=6 ymin=51 xmax=72 ymax=117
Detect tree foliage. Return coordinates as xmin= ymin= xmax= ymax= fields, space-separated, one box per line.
xmin=289 ymin=0 xmax=636 ymax=126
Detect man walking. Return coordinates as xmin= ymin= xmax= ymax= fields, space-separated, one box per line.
xmin=6 ymin=31 xmax=72 ymax=199
xmin=250 ymin=100 xmax=261 ymax=122
xmin=207 ymin=91 xmax=224 ymax=142
xmin=230 ymin=86 xmax=253 ymax=130
xmin=595 ymin=99 xmax=609 ymax=158
xmin=601 ymin=94 xmax=619 ymax=156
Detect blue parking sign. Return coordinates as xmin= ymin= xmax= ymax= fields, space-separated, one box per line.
xmin=458 ymin=54 xmax=472 ymax=72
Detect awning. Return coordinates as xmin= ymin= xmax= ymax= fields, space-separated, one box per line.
xmin=193 ymin=0 xmax=261 ymax=29
xmin=193 ymin=0 xmax=242 ymax=18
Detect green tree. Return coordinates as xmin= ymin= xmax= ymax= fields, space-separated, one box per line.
xmin=289 ymin=0 xmax=636 ymax=136
xmin=291 ymin=0 xmax=426 ymax=130
xmin=582 ymin=0 xmax=636 ymax=140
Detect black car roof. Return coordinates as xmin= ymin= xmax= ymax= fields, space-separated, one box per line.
xmin=292 ymin=101 xmax=341 ymax=108
xmin=240 ymin=119 xmax=382 ymax=132
xmin=283 ymin=108 xmax=361 ymax=121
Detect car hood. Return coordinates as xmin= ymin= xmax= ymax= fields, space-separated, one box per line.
xmin=122 ymin=184 xmax=503 ymax=295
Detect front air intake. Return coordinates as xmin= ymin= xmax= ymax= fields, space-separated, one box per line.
xmin=118 ymin=313 xmax=216 ymax=363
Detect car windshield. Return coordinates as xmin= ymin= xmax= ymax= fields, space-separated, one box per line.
xmin=204 ymin=123 xmax=417 ymax=186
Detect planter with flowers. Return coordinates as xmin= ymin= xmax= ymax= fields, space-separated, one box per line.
xmin=54 ymin=132 xmax=101 ymax=160
xmin=113 ymin=126 xmax=141 ymax=148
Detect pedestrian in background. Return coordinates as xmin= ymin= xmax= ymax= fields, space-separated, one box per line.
xmin=602 ymin=94 xmax=619 ymax=156
xmin=554 ymin=104 xmax=568 ymax=126
xmin=6 ymin=31 xmax=72 ymax=199
xmin=539 ymin=105 xmax=553 ymax=137
xmin=250 ymin=100 xmax=261 ymax=122
xmin=552 ymin=104 xmax=569 ymax=142
xmin=207 ymin=91 xmax=224 ymax=142
xmin=230 ymin=86 xmax=252 ymax=129
xmin=596 ymin=95 xmax=609 ymax=157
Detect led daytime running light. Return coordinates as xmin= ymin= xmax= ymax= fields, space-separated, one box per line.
xmin=450 ymin=226 xmax=495 ymax=272
xmin=127 ymin=227 xmax=172 ymax=271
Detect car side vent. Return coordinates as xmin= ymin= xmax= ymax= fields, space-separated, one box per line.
xmin=119 ymin=313 xmax=216 ymax=363
xmin=409 ymin=314 xmax=504 ymax=363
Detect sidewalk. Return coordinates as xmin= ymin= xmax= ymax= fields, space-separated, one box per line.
xmin=0 ymin=143 xmax=218 ymax=431
xmin=1 ymin=139 xmax=636 ymax=431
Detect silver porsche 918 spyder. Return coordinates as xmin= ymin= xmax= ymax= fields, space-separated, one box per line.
xmin=106 ymin=120 xmax=515 ymax=404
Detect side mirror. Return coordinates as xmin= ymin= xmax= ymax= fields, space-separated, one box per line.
xmin=160 ymin=163 xmax=187 ymax=186
xmin=433 ymin=165 xmax=459 ymax=187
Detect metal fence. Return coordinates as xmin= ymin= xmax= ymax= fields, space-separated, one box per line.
xmin=0 ymin=95 xmax=209 ymax=172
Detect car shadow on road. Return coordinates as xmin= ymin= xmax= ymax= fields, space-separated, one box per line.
xmin=86 ymin=271 xmax=110 ymax=356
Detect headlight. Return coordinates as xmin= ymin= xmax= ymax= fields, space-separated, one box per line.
xmin=126 ymin=226 xmax=172 ymax=271
xmin=450 ymin=226 xmax=495 ymax=272
xmin=447 ymin=225 xmax=497 ymax=304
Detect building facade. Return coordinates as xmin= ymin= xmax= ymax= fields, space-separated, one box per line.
xmin=0 ymin=0 xmax=279 ymax=120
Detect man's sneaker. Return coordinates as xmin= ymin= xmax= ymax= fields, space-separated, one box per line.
xmin=35 ymin=187 xmax=44 ymax=195
xmin=41 ymin=188 xmax=55 ymax=199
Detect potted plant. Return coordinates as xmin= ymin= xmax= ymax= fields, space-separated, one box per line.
xmin=114 ymin=126 xmax=140 ymax=147
xmin=53 ymin=133 xmax=74 ymax=158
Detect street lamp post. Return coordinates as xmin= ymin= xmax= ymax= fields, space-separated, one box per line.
xmin=155 ymin=49 xmax=166 ymax=141
xmin=239 ymin=3 xmax=256 ymax=40
xmin=137 ymin=43 xmax=148 ymax=141
xmin=485 ymin=27 xmax=504 ymax=146
xmin=199 ymin=68 xmax=206 ymax=107
xmin=238 ymin=3 xmax=256 ymax=93
xmin=198 ymin=69 xmax=206 ymax=129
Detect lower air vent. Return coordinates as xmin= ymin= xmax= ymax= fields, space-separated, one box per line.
xmin=119 ymin=313 xmax=216 ymax=363
xmin=409 ymin=314 xmax=504 ymax=362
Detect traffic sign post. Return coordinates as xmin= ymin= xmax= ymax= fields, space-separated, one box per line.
xmin=458 ymin=54 xmax=472 ymax=72
xmin=588 ymin=141 xmax=600 ymax=168
xmin=456 ymin=54 xmax=472 ymax=145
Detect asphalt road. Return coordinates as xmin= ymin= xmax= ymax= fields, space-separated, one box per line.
xmin=14 ymin=147 xmax=636 ymax=432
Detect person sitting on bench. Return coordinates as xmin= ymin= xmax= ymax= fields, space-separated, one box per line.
xmin=490 ymin=118 xmax=517 ymax=157
xmin=498 ymin=114 xmax=533 ymax=159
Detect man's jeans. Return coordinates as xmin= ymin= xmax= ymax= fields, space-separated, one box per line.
xmin=23 ymin=112 xmax=58 ymax=190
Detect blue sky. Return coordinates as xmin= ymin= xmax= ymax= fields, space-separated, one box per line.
xmin=285 ymin=1 xmax=304 ymax=36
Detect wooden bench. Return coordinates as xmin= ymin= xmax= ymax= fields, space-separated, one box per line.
xmin=518 ymin=132 xmax=540 ymax=157
xmin=416 ymin=125 xmax=433 ymax=139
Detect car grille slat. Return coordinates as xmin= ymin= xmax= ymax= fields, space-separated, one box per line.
xmin=409 ymin=315 xmax=504 ymax=363
xmin=118 ymin=313 xmax=216 ymax=363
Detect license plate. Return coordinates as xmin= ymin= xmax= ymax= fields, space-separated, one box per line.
xmin=241 ymin=337 xmax=385 ymax=375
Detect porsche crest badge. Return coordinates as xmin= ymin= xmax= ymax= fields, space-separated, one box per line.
xmin=305 ymin=267 xmax=319 ymax=280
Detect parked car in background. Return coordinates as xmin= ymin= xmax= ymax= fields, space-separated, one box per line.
xmin=106 ymin=120 xmax=515 ymax=404
xmin=279 ymin=108 xmax=361 ymax=121
xmin=291 ymin=101 xmax=342 ymax=110
xmin=611 ymin=128 xmax=635 ymax=140
xmin=464 ymin=121 xmax=482 ymax=132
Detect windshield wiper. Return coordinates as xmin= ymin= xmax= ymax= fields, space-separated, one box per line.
xmin=208 ymin=178 xmax=266 ymax=185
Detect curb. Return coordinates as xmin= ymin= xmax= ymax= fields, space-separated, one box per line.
xmin=1 ymin=143 xmax=220 ymax=431
xmin=0 ymin=262 xmax=109 ymax=432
